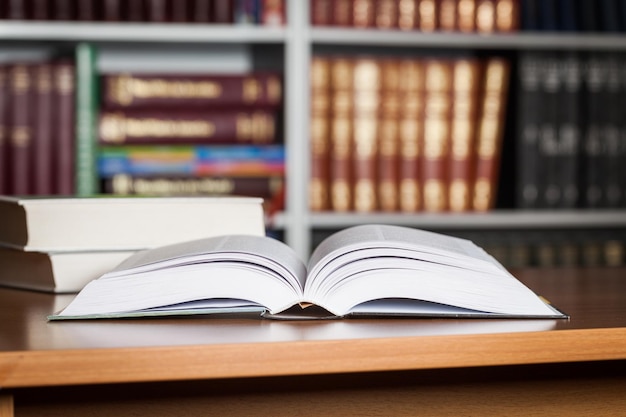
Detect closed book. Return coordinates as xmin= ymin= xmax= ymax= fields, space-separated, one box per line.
xmin=377 ymin=59 xmax=401 ymax=212
xmin=0 ymin=195 xmax=266 ymax=252
xmin=397 ymin=58 xmax=425 ymax=212
xmin=124 ymin=0 xmax=145 ymax=21
xmin=102 ymin=174 xmax=284 ymax=200
xmin=332 ymin=0 xmax=353 ymax=26
xmin=476 ymin=0 xmax=496 ymax=33
xmin=33 ymin=62 xmax=54 ymax=195
xmin=309 ymin=56 xmax=331 ymax=211
xmin=602 ymin=53 xmax=622 ymax=208
xmin=97 ymin=145 xmax=285 ymax=178
xmin=439 ymin=0 xmax=458 ymax=31
xmin=0 ymin=247 xmax=136 ymax=293
xmin=53 ymin=59 xmax=76 ymax=195
xmin=261 ymin=0 xmax=285 ymax=26
xmin=472 ymin=57 xmax=510 ymax=211
xmin=449 ymin=57 xmax=482 ymax=212
xmin=537 ymin=54 xmax=560 ymax=209
xmin=495 ymin=0 xmax=520 ymax=31
xmin=103 ymin=0 xmax=122 ymax=21
xmin=102 ymin=72 xmax=282 ymax=109
xmin=375 ymin=0 xmax=399 ymax=29
xmin=0 ymin=66 xmax=9 ymax=195
xmin=53 ymin=0 xmax=75 ymax=20
xmin=397 ymin=0 xmax=419 ymax=30
xmin=352 ymin=57 xmax=380 ymax=212
xmin=418 ymin=0 xmax=439 ymax=32
xmin=98 ymin=108 xmax=278 ymax=145
xmin=8 ymin=63 xmax=34 ymax=195
xmin=516 ymin=52 xmax=543 ymax=209
xmin=310 ymin=0 xmax=332 ymax=25
xmin=353 ymin=0 xmax=376 ymax=28
xmin=329 ymin=58 xmax=354 ymax=212
xmin=75 ymin=43 xmax=99 ymax=196
xmin=212 ymin=0 xmax=234 ymax=23
xmin=190 ymin=0 xmax=212 ymax=23
xmin=422 ymin=59 xmax=453 ymax=212
xmin=457 ymin=0 xmax=476 ymax=32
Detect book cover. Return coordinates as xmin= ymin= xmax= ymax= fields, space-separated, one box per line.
xmin=439 ymin=0 xmax=458 ymax=31
xmin=101 ymin=72 xmax=283 ymax=109
xmin=310 ymin=0 xmax=332 ymax=25
xmin=495 ymin=0 xmax=521 ymax=31
xmin=397 ymin=0 xmax=419 ymax=30
xmin=375 ymin=0 xmax=399 ymax=29
xmin=353 ymin=0 xmax=376 ymax=28
xmin=457 ymin=0 xmax=477 ymax=32
xmin=98 ymin=108 xmax=279 ymax=145
xmin=8 ymin=63 xmax=34 ymax=195
xmin=418 ymin=0 xmax=439 ymax=31
xmin=49 ymin=224 xmax=568 ymax=320
xmin=33 ymin=62 xmax=54 ymax=195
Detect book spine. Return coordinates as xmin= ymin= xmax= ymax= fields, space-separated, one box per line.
xmin=147 ymin=0 xmax=168 ymax=22
xmin=102 ymin=73 xmax=282 ymax=109
xmin=375 ymin=0 xmax=398 ymax=29
xmin=0 ymin=66 xmax=7 ymax=194
xmin=377 ymin=59 xmax=401 ymax=212
xmin=98 ymin=145 xmax=285 ymax=177
xmin=75 ymin=42 xmax=99 ymax=196
xmin=516 ymin=51 xmax=542 ymax=209
xmin=449 ymin=58 xmax=481 ymax=212
xmin=124 ymin=0 xmax=145 ymax=21
xmin=53 ymin=0 xmax=75 ymax=20
xmin=329 ymin=58 xmax=354 ymax=211
xmin=190 ymin=0 xmax=212 ymax=23
xmin=76 ymin=0 xmax=98 ymax=21
xmin=603 ymin=53 xmax=622 ymax=207
xmin=171 ymin=0 xmax=190 ymax=23
xmin=32 ymin=0 xmax=50 ymax=20
xmin=33 ymin=62 xmax=54 ymax=195
xmin=439 ymin=0 xmax=458 ymax=31
xmin=457 ymin=0 xmax=477 ymax=32
xmin=397 ymin=0 xmax=418 ymax=30
xmin=54 ymin=59 xmax=76 ymax=195
xmin=98 ymin=109 xmax=278 ymax=145
xmin=103 ymin=174 xmax=284 ymax=199
xmin=495 ymin=0 xmax=520 ymax=31
xmin=472 ymin=57 xmax=510 ymax=211
xmin=422 ymin=59 xmax=452 ymax=212
xmin=103 ymin=0 xmax=122 ymax=21
xmin=418 ymin=0 xmax=439 ymax=32
xmin=212 ymin=0 xmax=234 ymax=23
xmin=475 ymin=0 xmax=496 ymax=33
xmin=309 ymin=56 xmax=331 ymax=211
xmin=397 ymin=58 xmax=425 ymax=212
xmin=310 ymin=0 xmax=332 ymax=25
xmin=353 ymin=0 xmax=376 ymax=28
xmin=260 ymin=0 xmax=285 ymax=26
xmin=538 ymin=54 xmax=560 ymax=209
xmin=352 ymin=58 xmax=380 ymax=212
xmin=332 ymin=0 xmax=353 ymax=26
xmin=8 ymin=63 xmax=34 ymax=195
xmin=557 ymin=51 xmax=582 ymax=209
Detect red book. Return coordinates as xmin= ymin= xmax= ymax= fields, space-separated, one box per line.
xmin=8 ymin=63 xmax=34 ymax=195
xmin=124 ymin=0 xmax=145 ymax=21
xmin=98 ymin=109 xmax=279 ymax=145
xmin=190 ymin=0 xmax=212 ymax=22
xmin=53 ymin=60 xmax=76 ymax=195
xmin=101 ymin=72 xmax=283 ymax=109
xmin=53 ymin=0 xmax=75 ymax=20
xmin=212 ymin=0 xmax=234 ymax=23
xmin=310 ymin=0 xmax=332 ymax=25
xmin=309 ymin=56 xmax=331 ymax=211
xmin=103 ymin=0 xmax=122 ymax=21
xmin=332 ymin=0 xmax=353 ymax=26
xmin=33 ymin=62 xmax=54 ymax=195
xmin=0 ymin=66 xmax=9 ymax=195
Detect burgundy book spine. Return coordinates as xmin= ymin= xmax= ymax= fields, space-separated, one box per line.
xmin=8 ymin=63 xmax=34 ymax=195
xmin=213 ymin=0 xmax=234 ymax=23
xmin=98 ymin=108 xmax=278 ymax=145
xmin=53 ymin=60 xmax=76 ymax=195
xmin=0 ymin=66 xmax=8 ymax=194
xmin=33 ymin=62 xmax=54 ymax=195
xmin=103 ymin=0 xmax=122 ymax=21
xmin=102 ymin=72 xmax=283 ymax=109
xmin=190 ymin=0 xmax=212 ymax=23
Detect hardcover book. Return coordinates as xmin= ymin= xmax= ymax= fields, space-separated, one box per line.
xmin=0 ymin=195 xmax=265 ymax=252
xmin=50 ymin=224 xmax=567 ymax=320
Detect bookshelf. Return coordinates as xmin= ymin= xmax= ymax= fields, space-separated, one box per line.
xmin=0 ymin=3 xmax=625 ymax=261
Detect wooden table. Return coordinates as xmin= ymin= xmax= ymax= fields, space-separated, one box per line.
xmin=1 ymin=267 xmax=626 ymax=416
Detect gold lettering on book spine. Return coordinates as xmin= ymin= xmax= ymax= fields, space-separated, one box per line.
xmin=99 ymin=113 xmax=216 ymax=143
xmin=110 ymin=74 xmax=224 ymax=106
xmin=424 ymin=179 xmax=446 ymax=211
xmin=419 ymin=0 xmax=437 ymax=31
xmin=449 ymin=180 xmax=469 ymax=211
xmin=458 ymin=0 xmax=476 ymax=32
xmin=398 ymin=0 xmax=417 ymax=30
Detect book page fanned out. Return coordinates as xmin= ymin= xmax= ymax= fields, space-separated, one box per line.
xmin=49 ymin=225 xmax=568 ymax=321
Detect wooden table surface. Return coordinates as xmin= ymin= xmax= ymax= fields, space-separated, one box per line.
xmin=1 ymin=267 xmax=626 ymax=388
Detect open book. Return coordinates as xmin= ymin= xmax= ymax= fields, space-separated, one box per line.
xmin=50 ymin=225 xmax=567 ymax=320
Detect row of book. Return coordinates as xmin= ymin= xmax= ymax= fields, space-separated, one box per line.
xmin=0 ymin=0 xmax=285 ymax=25
xmin=0 ymin=59 xmax=76 ymax=196
xmin=310 ymin=54 xmax=510 ymax=213
xmin=521 ymin=0 xmax=626 ymax=33
xmin=311 ymin=0 xmax=520 ymax=33
xmin=96 ymin=70 xmax=286 ymax=211
xmin=516 ymin=50 xmax=626 ymax=210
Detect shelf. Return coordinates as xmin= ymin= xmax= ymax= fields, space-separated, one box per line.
xmin=0 ymin=21 xmax=288 ymax=43
xmin=271 ymin=210 xmax=626 ymax=231
xmin=311 ymin=29 xmax=626 ymax=50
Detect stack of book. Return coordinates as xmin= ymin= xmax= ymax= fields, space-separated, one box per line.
xmin=96 ymin=70 xmax=286 ymax=212
xmin=0 ymin=57 xmax=76 ymax=196
xmin=311 ymin=0 xmax=520 ymax=33
xmin=0 ymin=0 xmax=285 ymax=25
xmin=309 ymin=54 xmax=510 ymax=213
xmin=0 ymin=195 xmax=266 ymax=293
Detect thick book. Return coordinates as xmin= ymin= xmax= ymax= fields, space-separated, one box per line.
xmin=0 ymin=195 xmax=265 ymax=252
xmin=101 ymin=72 xmax=282 ymax=109
xmin=0 ymin=247 xmax=136 ymax=293
xmin=49 ymin=224 xmax=567 ymax=320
